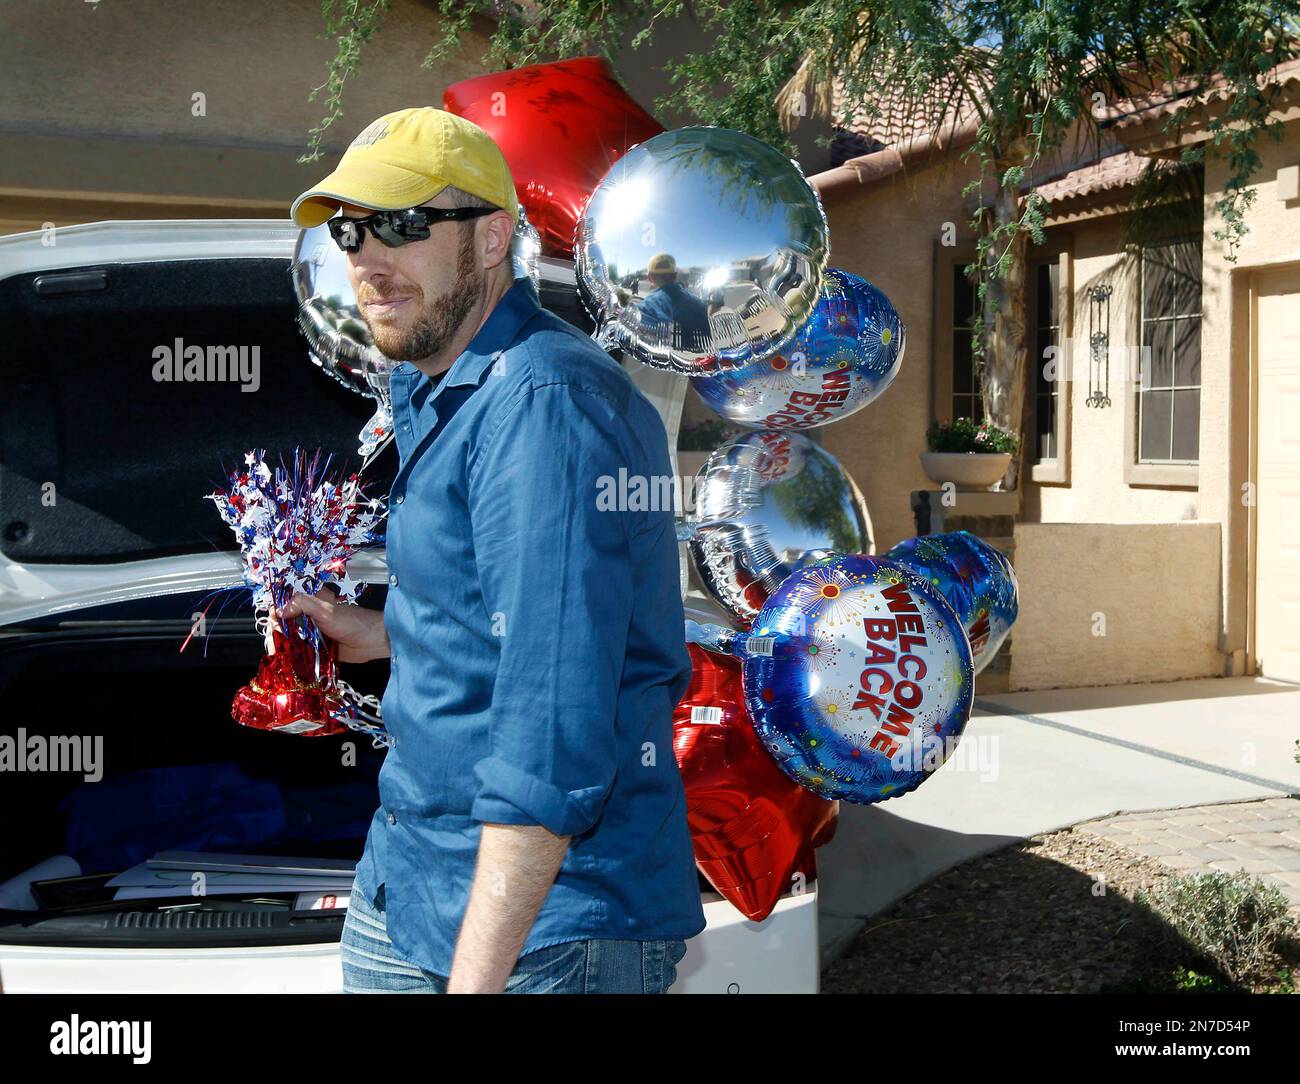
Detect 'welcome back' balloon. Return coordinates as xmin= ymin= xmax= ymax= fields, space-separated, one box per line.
xmin=736 ymin=555 xmax=974 ymax=804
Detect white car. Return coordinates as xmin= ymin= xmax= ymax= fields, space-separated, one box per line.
xmin=0 ymin=220 xmax=820 ymax=994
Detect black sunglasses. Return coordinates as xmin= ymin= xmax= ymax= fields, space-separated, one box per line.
xmin=327 ymin=205 xmax=498 ymax=253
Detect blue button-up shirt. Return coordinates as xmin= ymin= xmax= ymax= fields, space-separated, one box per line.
xmin=353 ymin=275 xmax=705 ymax=978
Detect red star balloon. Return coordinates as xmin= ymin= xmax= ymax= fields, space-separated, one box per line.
xmin=443 ymin=56 xmax=664 ymax=258
xmin=673 ymin=643 xmax=839 ymax=921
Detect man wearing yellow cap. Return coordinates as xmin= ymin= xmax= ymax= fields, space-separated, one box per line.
xmin=284 ymin=108 xmax=704 ymax=994
xmin=640 ymin=251 xmax=711 ymax=349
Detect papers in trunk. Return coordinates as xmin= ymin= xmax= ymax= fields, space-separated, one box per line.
xmin=108 ymin=851 xmax=355 ymax=901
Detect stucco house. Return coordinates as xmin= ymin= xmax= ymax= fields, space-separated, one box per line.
xmin=769 ymin=56 xmax=1300 ymax=693
xmin=8 ymin=3 xmax=1297 ymax=696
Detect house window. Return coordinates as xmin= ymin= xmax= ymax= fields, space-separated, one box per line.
xmin=1032 ymin=260 xmax=1061 ymax=462
xmin=951 ymin=264 xmax=982 ymax=422
xmin=1138 ymin=236 xmax=1202 ymax=463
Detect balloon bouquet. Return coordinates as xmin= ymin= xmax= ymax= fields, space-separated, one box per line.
xmin=214 ymin=57 xmax=1019 ymax=920
xmin=547 ymin=61 xmax=1020 ymax=919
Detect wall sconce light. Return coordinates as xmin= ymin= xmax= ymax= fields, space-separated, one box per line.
xmin=1085 ymin=283 xmax=1113 ymax=408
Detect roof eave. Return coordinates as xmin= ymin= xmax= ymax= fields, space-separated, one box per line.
xmin=809 ymin=112 xmax=984 ymax=203
xmin=1096 ymin=57 xmax=1300 ymax=155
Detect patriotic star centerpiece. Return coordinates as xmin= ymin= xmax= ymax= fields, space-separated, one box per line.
xmin=208 ymin=449 xmax=386 ymax=736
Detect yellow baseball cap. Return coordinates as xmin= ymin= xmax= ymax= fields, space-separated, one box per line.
xmin=290 ymin=107 xmax=519 ymax=228
xmin=648 ymin=252 xmax=677 ymax=274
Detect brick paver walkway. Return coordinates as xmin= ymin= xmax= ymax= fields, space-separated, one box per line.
xmin=1076 ymin=797 xmax=1300 ymax=913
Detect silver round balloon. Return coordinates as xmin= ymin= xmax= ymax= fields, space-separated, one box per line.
xmin=690 ymin=268 xmax=907 ymax=430
xmin=291 ymin=207 xmax=543 ymax=458
xmin=683 ymin=431 xmax=872 ymax=625
xmin=576 ymin=126 xmax=829 ymax=375
xmin=292 ymin=224 xmax=395 ymax=458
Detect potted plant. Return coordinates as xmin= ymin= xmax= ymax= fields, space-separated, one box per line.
xmin=921 ymin=417 xmax=1020 ymax=490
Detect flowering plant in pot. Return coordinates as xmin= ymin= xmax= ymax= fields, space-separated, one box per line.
xmin=921 ymin=417 xmax=1020 ymax=489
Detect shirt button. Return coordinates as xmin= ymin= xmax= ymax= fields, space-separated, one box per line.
xmin=395 ymin=493 xmax=405 ymax=505
xmin=388 ymin=573 xmax=398 ymax=587
xmin=387 ymin=811 xmax=397 ymax=826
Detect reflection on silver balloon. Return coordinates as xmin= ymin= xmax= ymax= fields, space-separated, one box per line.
xmin=292 ymin=223 xmax=396 ymax=458
xmin=691 ymin=268 xmax=906 ymax=430
xmin=292 ymin=208 xmax=543 ymax=459
xmin=684 ymin=431 xmax=872 ymax=625
xmin=511 ymin=206 xmax=542 ymax=285
xmin=576 ymin=127 xmax=829 ymax=376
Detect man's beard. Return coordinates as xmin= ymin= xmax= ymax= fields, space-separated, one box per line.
xmin=365 ymin=226 xmax=482 ymax=362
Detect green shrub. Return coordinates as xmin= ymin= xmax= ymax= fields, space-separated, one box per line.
xmin=1171 ymin=966 xmax=1229 ymax=992
xmin=926 ymin=417 xmax=1020 ymax=454
xmin=1138 ymin=870 xmax=1297 ymax=984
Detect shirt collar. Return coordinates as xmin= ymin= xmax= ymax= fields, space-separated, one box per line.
xmin=392 ymin=275 xmax=541 ymax=393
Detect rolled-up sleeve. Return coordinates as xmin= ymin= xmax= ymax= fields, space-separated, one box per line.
xmin=467 ymin=381 xmax=634 ymax=838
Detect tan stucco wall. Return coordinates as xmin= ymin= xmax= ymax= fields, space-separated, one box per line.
xmin=813 ymin=131 xmax=1200 ymax=556
xmin=0 ymin=0 xmax=496 ymax=230
xmin=1027 ymin=212 xmax=1202 ymax=525
xmin=818 ymin=114 xmax=1300 ymax=689
xmin=818 ymin=159 xmax=983 ymax=554
xmin=1010 ymin=522 xmax=1223 ymax=690
xmin=1199 ymin=119 xmax=1300 ymax=672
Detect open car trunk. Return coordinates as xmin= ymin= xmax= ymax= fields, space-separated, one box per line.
xmin=0 ymin=604 xmax=391 ymax=948
xmin=0 ymin=221 xmax=820 ymax=994
xmin=0 ymin=234 xmax=404 ymax=952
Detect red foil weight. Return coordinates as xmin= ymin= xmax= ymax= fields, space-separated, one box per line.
xmin=231 ymin=626 xmax=348 ymax=736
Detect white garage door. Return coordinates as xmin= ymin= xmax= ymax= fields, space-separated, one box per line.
xmin=1254 ymin=264 xmax=1300 ymax=682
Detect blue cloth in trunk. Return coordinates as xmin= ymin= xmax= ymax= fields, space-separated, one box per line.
xmin=59 ymin=761 xmax=287 ymax=874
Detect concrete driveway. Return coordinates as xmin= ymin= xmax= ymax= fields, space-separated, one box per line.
xmin=816 ymin=676 xmax=1300 ymax=965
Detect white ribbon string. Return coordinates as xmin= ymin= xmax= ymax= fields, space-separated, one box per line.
xmin=332 ymin=678 xmax=395 ymax=750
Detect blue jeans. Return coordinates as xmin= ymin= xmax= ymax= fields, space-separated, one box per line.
xmin=339 ymin=881 xmax=687 ymax=994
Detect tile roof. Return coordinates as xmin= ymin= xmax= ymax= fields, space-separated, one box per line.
xmin=809 ymin=51 xmax=1298 ymax=202
xmin=1094 ymin=55 xmax=1300 ymax=131
xmin=830 ymin=65 xmax=988 ymax=148
xmin=1033 ymin=149 xmax=1175 ymax=204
